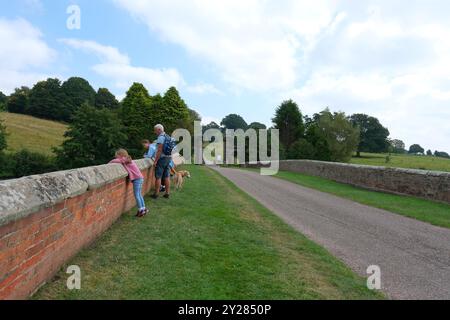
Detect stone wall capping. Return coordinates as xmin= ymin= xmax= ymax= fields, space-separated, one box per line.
xmin=0 ymin=159 xmax=153 ymax=228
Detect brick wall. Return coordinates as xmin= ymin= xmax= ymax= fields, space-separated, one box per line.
xmin=0 ymin=159 xmax=154 ymax=300
xmin=248 ymin=160 xmax=449 ymax=203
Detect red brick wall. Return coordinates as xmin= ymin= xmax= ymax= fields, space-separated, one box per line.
xmin=0 ymin=165 xmax=154 ymax=300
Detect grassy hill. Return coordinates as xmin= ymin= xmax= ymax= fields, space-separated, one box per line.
xmin=350 ymin=152 xmax=450 ymax=172
xmin=0 ymin=112 xmax=67 ymax=156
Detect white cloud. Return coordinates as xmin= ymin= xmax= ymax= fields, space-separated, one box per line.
xmin=112 ymin=0 xmax=450 ymax=150
xmin=186 ymin=83 xmax=222 ymax=95
xmin=0 ymin=18 xmax=56 ymax=94
xmin=201 ymin=116 xmax=222 ymax=126
xmin=112 ymin=0 xmax=335 ymax=91
xmin=60 ymin=38 xmax=184 ymax=94
xmin=284 ymin=2 xmax=450 ymax=151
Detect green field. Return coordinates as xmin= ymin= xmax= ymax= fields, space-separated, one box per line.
xmin=350 ymin=152 xmax=450 ymax=172
xmin=33 ymin=165 xmax=382 ymax=300
xmin=270 ymin=170 xmax=450 ymax=229
xmin=0 ymin=112 xmax=67 ymax=156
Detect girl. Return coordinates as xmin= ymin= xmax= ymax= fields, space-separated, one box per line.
xmin=110 ymin=149 xmax=148 ymax=217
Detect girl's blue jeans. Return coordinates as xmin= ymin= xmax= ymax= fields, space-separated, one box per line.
xmin=132 ymin=178 xmax=146 ymax=210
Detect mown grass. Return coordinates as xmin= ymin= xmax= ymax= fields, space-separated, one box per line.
xmin=0 ymin=112 xmax=67 ymax=156
xmin=271 ymin=170 xmax=450 ymax=229
xmin=350 ymin=152 xmax=450 ymax=172
xmin=33 ymin=165 xmax=382 ymax=300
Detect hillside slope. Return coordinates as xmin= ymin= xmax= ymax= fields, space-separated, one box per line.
xmin=0 ymin=112 xmax=67 ymax=156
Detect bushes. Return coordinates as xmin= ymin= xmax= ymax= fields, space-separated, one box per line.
xmin=287 ymin=139 xmax=316 ymax=160
xmin=0 ymin=150 xmax=57 ymax=179
xmin=55 ymin=104 xmax=127 ymax=170
xmin=11 ymin=150 xmax=57 ymax=178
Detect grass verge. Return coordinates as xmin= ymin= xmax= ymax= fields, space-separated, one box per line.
xmin=33 ymin=165 xmax=382 ymax=300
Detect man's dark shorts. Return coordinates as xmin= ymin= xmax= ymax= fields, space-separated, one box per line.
xmin=155 ymin=157 xmax=171 ymax=179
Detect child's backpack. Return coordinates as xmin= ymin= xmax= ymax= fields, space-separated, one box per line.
xmin=163 ymin=134 xmax=177 ymax=156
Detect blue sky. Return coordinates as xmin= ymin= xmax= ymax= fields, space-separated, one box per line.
xmin=1 ymin=0 xmax=450 ymax=152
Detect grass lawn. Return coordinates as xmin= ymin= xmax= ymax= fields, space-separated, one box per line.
xmin=271 ymin=170 xmax=450 ymax=229
xmin=0 ymin=112 xmax=67 ymax=156
xmin=33 ymin=165 xmax=382 ymax=300
xmin=350 ymin=152 xmax=450 ymax=172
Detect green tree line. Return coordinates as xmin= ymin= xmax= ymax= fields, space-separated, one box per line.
xmin=0 ymin=79 xmax=198 ymax=178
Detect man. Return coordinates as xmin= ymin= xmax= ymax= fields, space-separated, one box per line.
xmin=151 ymin=124 xmax=172 ymax=199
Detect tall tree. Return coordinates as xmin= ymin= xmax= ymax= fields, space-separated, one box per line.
xmin=317 ymin=109 xmax=360 ymax=162
xmin=61 ymin=77 xmax=96 ymax=121
xmin=160 ymin=86 xmax=190 ymax=134
xmin=304 ymin=120 xmax=332 ymax=161
xmin=119 ymin=83 xmax=154 ymax=157
xmin=272 ymin=100 xmax=304 ymax=152
xmin=29 ymin=78 xmax=68 ymax=121
xmin=6 ymin=87 xmax=30 ymax=114
xmin=55 ymin=104 xmax=127 ymax=169
xmin=408 ymin=144 xmax=424 ymax=154
xmin=350 ymin=113 xmax=390 ymax=157
xmin=181 ymin=108 xmax=202 ymax=135
xmin=221 ymin=114 xmax=248 ymax=130
xmin=95 ymin=88 xmax=120 ymax=109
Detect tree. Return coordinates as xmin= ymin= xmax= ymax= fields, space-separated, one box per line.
xmin=272 ymin=100 xmax=304 ymax=152
xmin=390 ymin=139 xmax=406 ymax=154
xmin=6 ymin=87 xmax=30 ymax=114
xmin=119 ymin=83 xmax=155 ymax=157
xmin=426 ymin=150 xmax=433 ymax=156
xmin=0 ymin=118 xmax=7 ymax=152
xmin=350 ymin=114 xmax=390 ymax=157
xmin=408 ymin=144 xmax=424 ymax=154
xmin=11 ymin=150 xmax=57 ymax=178
xmin=288 ymin=139 xmax=316 ymax=160
xmin=221 ymin=114 xmax=248 ymax=131
xmin=181 ymin=108 xmax=201 ymax=135
xmin=95 ymin=88 xmax=120 ymax=109
xmin=160 ymin=87 xmax=190 ymax=134
xmin=304 ymin=118 xmax=332 ymax=161
xmin=248 ymin=122 xmax=267 ymax=130
xmin=29 ymin=78 xmax=68 ymax=121
xmin=317 ymin=109 xmax=360 ymax=162
xmin=434 ymin=151 xmax=450 ymax=159
xmin=61 ymin=77 xmax=96 ymax=121
xmin=0 ymin=91 xmax=6 ymax=111
xmin=55 ymin=104 xmax=127 ymax=169
xmin=203 ymin=121 xmax=221 ymax=133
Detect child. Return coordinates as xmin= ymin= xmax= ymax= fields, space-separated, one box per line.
xmin=110 ymin=149 xmax=148 ymax=218
xmin=142 ymin=139 xmax=157 ymax=159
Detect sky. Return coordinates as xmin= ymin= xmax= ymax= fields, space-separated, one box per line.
xmin=1 ymin=0 xmax=450 ymax=152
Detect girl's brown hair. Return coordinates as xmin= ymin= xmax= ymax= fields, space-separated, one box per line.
xmin=115 ymin=149 xmax=132 ymax=164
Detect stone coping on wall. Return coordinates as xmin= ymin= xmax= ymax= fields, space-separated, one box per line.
xmin=281 ymin=159 xmax=450 ymax=176
xmin=0 ymin=159 xmax=153 ymax=228
xmin=243 ymin=159 xmax=450 ymax=203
